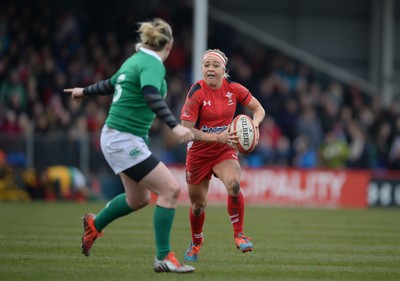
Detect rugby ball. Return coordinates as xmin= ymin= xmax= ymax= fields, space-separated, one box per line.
xmin=230 ymin=114 xmax=256 ymax=155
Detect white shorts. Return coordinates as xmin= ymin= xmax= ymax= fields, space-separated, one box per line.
xmin=100 ymin=125 xmax=152 ymax=175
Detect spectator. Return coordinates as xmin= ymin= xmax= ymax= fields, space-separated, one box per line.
xmin=345 ymin=120 xmax=370 ymax=169
xmin=0 ymin=149 xmax=31 ymax=201
xmin=275 ymin=97 xmax=299 ymax=142
xmin=296 ymin=105 xmax=323 ymax=149
xmin=22 ymin=168 xmax=44 ymax=200
xmin=40 ymin=165 xmax=99 ymax=201
xmin=0 ymin=0 xmax=399 ymax=172
xmin=274 ymin=136 xmax=292 ymax=166
xmin=372 ymin=121 xmax=392 ymax=169
xmin=292 ymin=134 xmax=317 ymax=168
xmin=319 ymin=127 xmax=349 ymax=169
xmin=0 ymin=69 xmax=27 ymax=113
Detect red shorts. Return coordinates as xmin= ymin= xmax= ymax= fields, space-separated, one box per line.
xmin=185 ymin=146 xmax=238 ymax=185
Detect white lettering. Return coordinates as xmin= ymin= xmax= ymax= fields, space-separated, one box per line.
xmin=380 ymin=183 xmax=392 ymax=206
xmin=168 ymin=167 xmax=351 ymax=207
xmin=241 ymin=170 xmax=346 ymax=204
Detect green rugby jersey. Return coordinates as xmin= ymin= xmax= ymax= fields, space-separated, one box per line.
xmin=106 ymin=50 xmax=167 ymax=142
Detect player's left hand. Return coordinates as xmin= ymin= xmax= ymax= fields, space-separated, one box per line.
xmin=221 ymin=128 xmax=238 ymax=147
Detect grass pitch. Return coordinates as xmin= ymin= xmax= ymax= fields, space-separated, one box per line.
xmin=0 ymin=201 xmax=399 ymax=281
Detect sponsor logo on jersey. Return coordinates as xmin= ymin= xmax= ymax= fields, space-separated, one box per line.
xmin=203 ymin=100 xmax=212 ymax=106
xmin=200 ymin=125 xmax=228 ymax=133
xmin=182 ymin=112 xmax=190 ymax=117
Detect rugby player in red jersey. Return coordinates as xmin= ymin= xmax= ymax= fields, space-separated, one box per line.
xmin=180 ymin=49 xmax=265 ymax=262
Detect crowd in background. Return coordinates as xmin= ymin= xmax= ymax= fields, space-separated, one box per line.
xmin=1 ymin=0 xmax=400 ymax=189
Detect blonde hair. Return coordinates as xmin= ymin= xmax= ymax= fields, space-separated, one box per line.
xmin=136 ymin=18 xmax=173 ymax=51
xmin=202 ymin=49 xmax=229 ymax=78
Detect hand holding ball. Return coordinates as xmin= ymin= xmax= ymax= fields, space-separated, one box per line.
xmin=229 ymin=114 xmax=256 ymax=155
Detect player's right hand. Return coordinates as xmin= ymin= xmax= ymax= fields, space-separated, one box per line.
xmin=172 ymin=124 xmax=195 ymax=143
xmin=64 ymin=88 xmax=85 ymax=103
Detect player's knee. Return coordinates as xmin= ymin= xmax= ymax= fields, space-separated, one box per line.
xmin=191 ymin=205 xmax=205 ymax=216
xmin=156 ymin=181 xmax=181 ymax=205
xmin=126 ymin=197 xmax=150 ymax=210
xmin=135 ymin=199 xmax=150 ymax=210
xmin=166 ymin=182 xmax=181 ymax=201
xmin=227 ymin=179 xmax=240 ymax=196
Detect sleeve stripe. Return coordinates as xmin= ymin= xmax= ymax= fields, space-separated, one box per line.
xmin=84 ymin=79 xmax=114 ymax=96
xmin=142 ymin=85 xmax=178 ymax=129
xmin=188 ymin=83 xmax=201 ymax=98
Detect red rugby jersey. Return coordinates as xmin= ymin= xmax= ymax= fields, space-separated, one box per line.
xmin=181 ymin=78 xmax=253 ymax=156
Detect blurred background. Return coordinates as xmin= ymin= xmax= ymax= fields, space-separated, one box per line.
xmin=0 ymin=0 xmax=399 ymax=204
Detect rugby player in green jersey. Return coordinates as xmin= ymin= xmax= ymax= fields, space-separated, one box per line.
xmin=64 ymin=18 xmax=195 ymax=273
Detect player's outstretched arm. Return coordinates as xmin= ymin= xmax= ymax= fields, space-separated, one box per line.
xmin=64 ymin=79 xmax=114 ymax=102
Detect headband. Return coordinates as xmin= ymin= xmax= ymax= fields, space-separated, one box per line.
xmin=202 ymin=52 xmax=227 ymax=67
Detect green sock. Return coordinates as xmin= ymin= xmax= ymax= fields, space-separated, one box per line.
xmin=94 ymin=193 xmax=134 ymax=231
xmin=154 ymin=205 xmax=175 ymax=260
